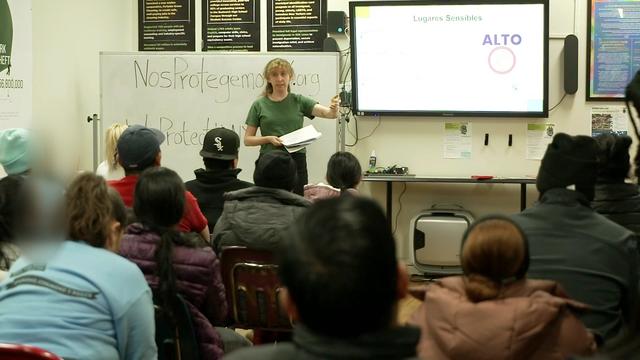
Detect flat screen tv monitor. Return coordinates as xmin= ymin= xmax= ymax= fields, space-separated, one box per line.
xmin=349 ymin=0 xmax=549 ymax=118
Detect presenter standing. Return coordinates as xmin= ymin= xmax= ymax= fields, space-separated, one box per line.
xmin=244 ymin=58 xmax=339 ymax=195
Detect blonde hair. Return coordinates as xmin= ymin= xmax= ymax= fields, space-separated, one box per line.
xmin=461 ymin=218 xmax=526 ymax=302
xmin=263 ymin=58 xmax=294 ymax=95
xmin=104 ymin=123 xmax=128 ymax=171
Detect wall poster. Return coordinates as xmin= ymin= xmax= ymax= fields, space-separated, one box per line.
xmin=138 ymin=0 xmax=195 ymax=51
xmin=267 ymin=0 xmax=327 ymax=52
xmin=202 ymin=0 xmax=260 ymax=51
xmin=587 ymin=0 xmax=640 ymax=100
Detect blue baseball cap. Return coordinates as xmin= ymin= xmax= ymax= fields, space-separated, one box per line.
xmin=116 ymin=125 xmax=165 ymax=170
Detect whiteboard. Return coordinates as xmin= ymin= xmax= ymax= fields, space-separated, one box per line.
xmin=99 ymin=52 xmax=339 ymax=183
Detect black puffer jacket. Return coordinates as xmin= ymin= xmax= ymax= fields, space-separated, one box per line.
xmin=592 ymin=183 xmax=640 ymax=234
xmin=185 ymin=168 xmax=253 ymax=232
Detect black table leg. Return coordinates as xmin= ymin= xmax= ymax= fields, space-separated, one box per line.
xmin=387 ymin=181 xmax=393 ymax=229
xmin=520 ymin=183 xmax=526 ymax=211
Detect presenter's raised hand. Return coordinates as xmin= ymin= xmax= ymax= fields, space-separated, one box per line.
xmin=311 ymin=95 xmax=341 ymax=119
xmin=328 ymin=95 xmax=341 ymax=118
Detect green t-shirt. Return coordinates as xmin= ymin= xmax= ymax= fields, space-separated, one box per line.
xmin=245 ymin=93 xmax=317 ymax=153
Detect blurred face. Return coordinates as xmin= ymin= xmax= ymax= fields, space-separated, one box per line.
xmin=267 ymin=66 xmax=291 ymax=92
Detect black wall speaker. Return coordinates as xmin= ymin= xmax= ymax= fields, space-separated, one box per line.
xmin=564 ymin=34 xmax=578 ymax=95
xmin=328 ymin=11 xmax=347 ymax=34
xmin=323 ymin=37 xmax=339 ymax=52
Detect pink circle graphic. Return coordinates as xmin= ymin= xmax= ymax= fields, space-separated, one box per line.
xmin=488 ymin=46 xmax=516 ymax=74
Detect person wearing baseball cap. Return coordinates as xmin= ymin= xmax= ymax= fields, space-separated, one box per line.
xmin=108 ymin=125 xmax=210 ymax=241
xmin=185 ymin=128 xmax=252 ymax=231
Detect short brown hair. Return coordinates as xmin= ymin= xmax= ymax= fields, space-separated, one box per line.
xmin=66 ymin=172 xmax=126 ymax=248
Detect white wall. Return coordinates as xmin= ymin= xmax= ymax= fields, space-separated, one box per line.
xmin=32 ymin=0 xmax=135 ymax=176
xmin=30 ymin=0 xmax=629 ymax=261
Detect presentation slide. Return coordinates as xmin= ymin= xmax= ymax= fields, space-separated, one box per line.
xmin=352 ymin=4 xmax=545 ymax=114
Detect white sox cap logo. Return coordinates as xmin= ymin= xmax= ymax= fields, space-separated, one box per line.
xmin=214 ymin=137 xmax=223 ymax=151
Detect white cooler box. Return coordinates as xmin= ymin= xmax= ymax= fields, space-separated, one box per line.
xmin=410 ymin=204 xmax=474 ymax=276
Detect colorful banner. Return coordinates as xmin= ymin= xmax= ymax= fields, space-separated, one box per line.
xmin=138 ymin=0 xmax=195 ymax=51
xmin=0 ymin=0 xmax=32 ymax=129
xmin=202 ymin=0 xmax=260 ymax=51
xmin=587 ymin=0 xmax=640 ymax=100
xmin=267 ymin=0 xmax=327 ymax=52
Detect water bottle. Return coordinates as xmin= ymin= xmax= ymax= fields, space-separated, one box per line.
xmin=368 ymin=150 xmax=377 ymax=172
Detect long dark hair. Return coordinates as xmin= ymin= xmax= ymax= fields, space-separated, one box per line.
xmin=134 ymin=167 xmax=186 ymax=313
xmin=326 ymin=152 xmax=362 ymax=194
xmin=0 ymin=175 xmax=25 ymax=268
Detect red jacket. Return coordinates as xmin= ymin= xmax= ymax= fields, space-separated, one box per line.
xmin=108 ymin=175 xmax=208 ymax=233
xmin=119 ymin=223 xmax=227 ymax=359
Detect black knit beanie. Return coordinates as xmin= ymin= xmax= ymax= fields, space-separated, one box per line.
xmin=536 ymin=133 xmax=599 ymax=201
xmin=253 ymin=151 xmax=298 ymax=191
xmin=595 ymin=133 xmax=631 ymax=183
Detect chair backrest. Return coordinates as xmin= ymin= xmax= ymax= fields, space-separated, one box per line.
xmin=220 ymin=246 xmax=292 ymax=331
xmin=154 ymin=293 xmax=200 ymax=360
xmin=0 ymin=343 xmax=63 ymax=360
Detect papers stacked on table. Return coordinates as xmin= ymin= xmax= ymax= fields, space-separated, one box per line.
xmin=280 ymin=125 xmax=322 ymax=153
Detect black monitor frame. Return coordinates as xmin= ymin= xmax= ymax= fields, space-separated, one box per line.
xmin=349 ymin=0 xmax=550 ymax=118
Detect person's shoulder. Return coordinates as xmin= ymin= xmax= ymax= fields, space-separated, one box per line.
xmin=224 ymin=343 xmax=298 ymax=360
xmin=291 ymin=93 xmax=316 ymax=104
xmin=63 ymin=242 xmax=149 ymax=295
xmin=184 ymin=178 xmax=196 ymax=190
xmin=590 ymin=211 xmax=637 ymax=242
xmin=67 ymin=242 xmax=141 ymax=275
xmin=96 ymin=161 xmax=109 ymax=176
xmin=251 ymin=96 xmax=270 ymax=106
xmin=184 ymin=190 xmax=202 ymax=204
xmin=107 ymin=175 xmax=135 ymax=188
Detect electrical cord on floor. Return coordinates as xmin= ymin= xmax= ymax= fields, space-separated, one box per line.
xmin=393 ymin=183 xmax=408 ymax=235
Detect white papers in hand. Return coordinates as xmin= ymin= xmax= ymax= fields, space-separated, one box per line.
xmin=280 ymin=125 xmax=322 ymax=152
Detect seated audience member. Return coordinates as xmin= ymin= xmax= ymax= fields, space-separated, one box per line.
xmin=185 ymin=128 xmax=252 ymax=231
xmin=119 ymin=167 xmax=236 ymax=359
xmin=226 ymin=196 xmax=420 ymax=360
xmin=304 ymin=151 xmax=362 ymax=202
xmin=0 ymin=173 xmax=156 ymax=359
xmin=0 ymin=175 xmax=25 ymax=277
xmin=0 ymin=128 xmax=31 ymax=176
xmin=511 ymin=133 xmax=639 ymax=342
xmin=213 ymin=150 xmax=310 ymax=252
xmin=591 ymin=133 xmax=640 ymax=233
xmin=409 ymin=216 xmax=596 ymax=359
xmin=578 ymin=69 xmax=640 ymax=360
xmin=96 ymin=123 xmax=128 ymax=180
xmin=108 ymin=124 xmax=210 ymax=241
